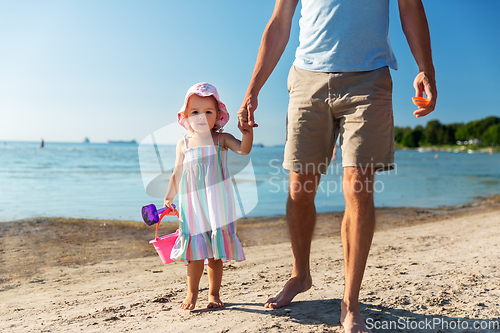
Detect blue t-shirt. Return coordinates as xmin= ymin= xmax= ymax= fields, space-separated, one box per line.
xmin=293 ymin=0 xmax=398 ymax=72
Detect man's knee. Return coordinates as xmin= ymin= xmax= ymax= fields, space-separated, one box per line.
xmin=288 ymin=172 xmax=320 ymax=202
xmin=342 ymin=167 xmax=375 ymax=197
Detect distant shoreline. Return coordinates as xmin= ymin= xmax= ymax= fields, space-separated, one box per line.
xmin=2 ymin=139 xmax=499 ymax=152
xmin=395 ymin=143 xmax=499 ymax=153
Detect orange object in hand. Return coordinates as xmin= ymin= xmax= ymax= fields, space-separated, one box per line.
xmin=412 ymin=97 xmax=431 ymax=108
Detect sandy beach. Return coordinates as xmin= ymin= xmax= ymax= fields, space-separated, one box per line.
xmin=1 ymin=195 xmax=500 ymax=333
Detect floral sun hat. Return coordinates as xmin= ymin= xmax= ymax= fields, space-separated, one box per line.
xmin=177 ymin=82 xmax=229 ymax=131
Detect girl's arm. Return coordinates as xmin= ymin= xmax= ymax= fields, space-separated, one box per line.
xmin=221 ymin=129 xmax=253 ymax=155
xmin=164 ymin=139 xmax=185 ymax=207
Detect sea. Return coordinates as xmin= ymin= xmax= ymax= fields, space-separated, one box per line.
xmin=1 ymin=141 xmax=499 ymax=223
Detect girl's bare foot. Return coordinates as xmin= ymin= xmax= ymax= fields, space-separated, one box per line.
xmin=180 ymin=291 xmax=198 ymax=310
xmin=207 ymin=294 xmax=224 ymax=308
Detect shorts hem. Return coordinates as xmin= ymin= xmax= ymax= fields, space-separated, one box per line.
xmin=341 ymin=160 xmax=395 ymax=172
xmin=282 ymin=161 xmax=329 ymax=175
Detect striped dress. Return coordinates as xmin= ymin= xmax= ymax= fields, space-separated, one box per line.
xmin=170 ymin=135 xmax=246 ymax=263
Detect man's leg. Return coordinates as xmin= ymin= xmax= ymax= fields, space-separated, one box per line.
xmin=340 ymin=167 xmax=375 ymax=333
xmin=264 ymin=171 xmax=320 ymax=308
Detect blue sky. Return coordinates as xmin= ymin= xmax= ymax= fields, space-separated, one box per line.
xmin=1 ymin=0 xmax=499 ymax=145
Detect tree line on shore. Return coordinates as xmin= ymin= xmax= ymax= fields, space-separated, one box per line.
xmin=394 ymin=116 xmax=500 ymax=148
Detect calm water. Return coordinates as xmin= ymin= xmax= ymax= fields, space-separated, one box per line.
xmin=1 ymin=141 xmax=499 ymax=222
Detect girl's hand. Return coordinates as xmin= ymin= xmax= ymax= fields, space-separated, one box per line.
xmin=164 ymin=198 xmax=174 ymax=208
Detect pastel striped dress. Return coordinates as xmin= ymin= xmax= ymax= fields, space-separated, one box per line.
xmin=170 ymin=134 xmax=246 ymax=263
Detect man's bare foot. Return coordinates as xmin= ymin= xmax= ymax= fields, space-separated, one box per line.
xmin=340 ymin=300 xmax=372 ymax=333
xmin=180 ymin=292 xmax=198 ymax=310
xmin=207 ymin=294 xmax=224 ymax=309
xmin=264 ymin=275 xmax=312 ymax=309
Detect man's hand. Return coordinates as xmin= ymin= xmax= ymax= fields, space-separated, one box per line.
xmin=413 ymin=71 xmax=437 ymax=118
xmin=238 ymin=94 xmax=259 ymax=134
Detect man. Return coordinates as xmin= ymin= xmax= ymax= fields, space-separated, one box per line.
xmin=238 ymin=1 xmax=436 ymax=332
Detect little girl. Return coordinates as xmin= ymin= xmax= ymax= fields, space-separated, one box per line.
xmin=164 ymin=82 xmax=253 ymax=310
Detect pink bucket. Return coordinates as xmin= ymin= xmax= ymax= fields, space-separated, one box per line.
xmin=149 ymin=207 xmax=180 ymax=264
xmin=150 ymin=229 xmax=179 ymax=264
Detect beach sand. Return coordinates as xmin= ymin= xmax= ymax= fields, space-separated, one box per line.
xmin=1 ymin=195 xmax=500 ymax=332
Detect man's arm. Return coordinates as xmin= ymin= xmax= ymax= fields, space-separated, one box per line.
xmin=238 ymin=0 xmax=299 ymax=133
xmin=398 ymin=0 xmax=437 ymax=118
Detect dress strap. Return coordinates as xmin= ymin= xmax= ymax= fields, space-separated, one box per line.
xmin=182 ymin=133 xmax=188 ymax=152
xmin=217 ymin=132 xmax=221 ymax=147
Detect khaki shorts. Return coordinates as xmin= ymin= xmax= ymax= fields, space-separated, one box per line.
xmin=283 ymin=65 xmax=395 ymax=174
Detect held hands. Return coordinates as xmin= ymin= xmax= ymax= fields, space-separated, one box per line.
xmin=238 ymin=94 xmax=259 ymax=134
xmin=413 ymin=71 xmax=437 ymax=118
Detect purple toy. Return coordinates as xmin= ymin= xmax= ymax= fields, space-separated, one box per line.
xmin=142 ymin=204 xmax=178 ymax=226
